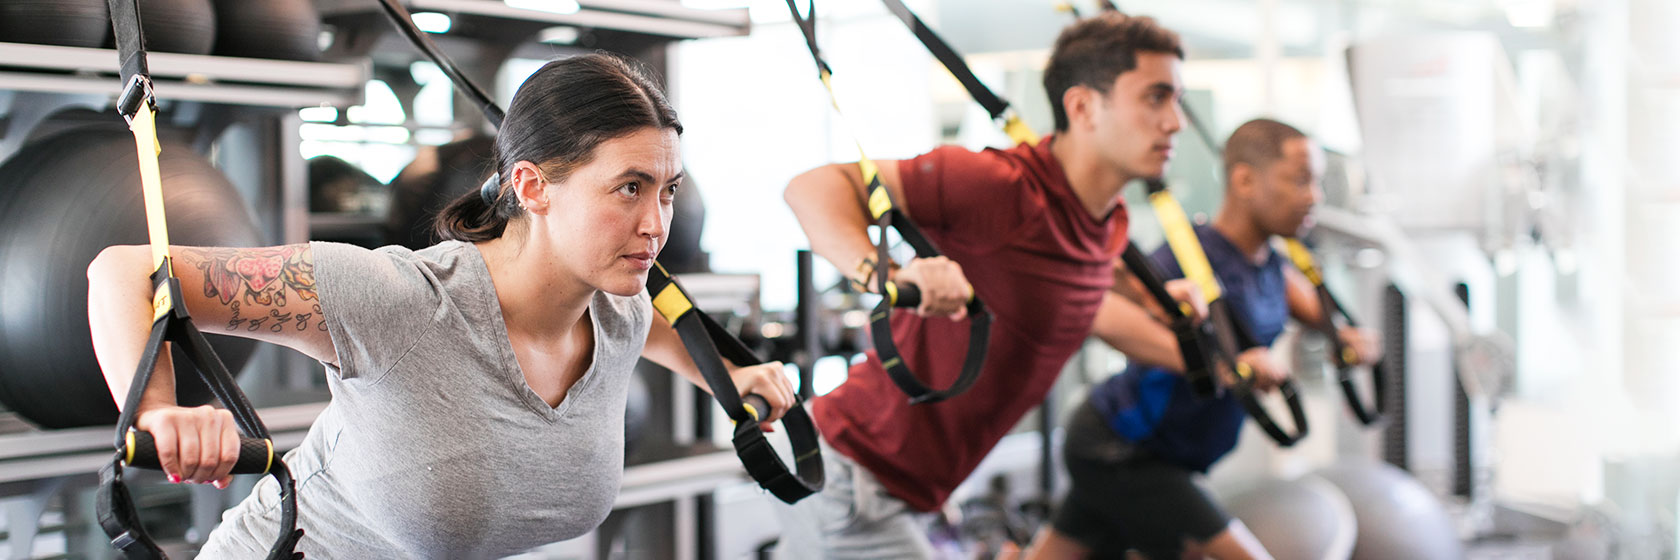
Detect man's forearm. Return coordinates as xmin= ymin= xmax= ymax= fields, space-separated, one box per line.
xmin=785 ymin=164 xmax=885 ymax=291
xmin=1093 ymin=292 xmax=1187 ymax=372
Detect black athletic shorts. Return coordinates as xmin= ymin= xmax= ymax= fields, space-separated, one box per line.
xmin=1051 ymin=400 xmax=1233 ymax=559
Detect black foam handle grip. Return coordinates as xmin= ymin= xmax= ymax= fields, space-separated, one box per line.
xmin=742 ymin=394 xmax=773 ymax=423
xmin=888 ymin=282 xmax=980 ymax=310
xmin=1178 ymin=321 xmax=1220 ymax=398
xmin=125 ymin=430 xmax=274 ymax=475
xmin=889 ymin=282 xmax=921 ymax=308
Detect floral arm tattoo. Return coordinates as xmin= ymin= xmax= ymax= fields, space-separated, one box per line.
xmin=180 ymin=246 xmax=328 ymax=334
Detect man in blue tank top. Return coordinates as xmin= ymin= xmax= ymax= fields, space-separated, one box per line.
xmin=1024 ymin=118 xmax=1383 ymax=560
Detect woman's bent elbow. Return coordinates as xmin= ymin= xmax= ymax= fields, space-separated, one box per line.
xmin=87 ymin=245 xmax=147 ymax=285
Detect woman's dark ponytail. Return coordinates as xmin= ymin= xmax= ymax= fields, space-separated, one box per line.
xmin=433 ymin=174 xmax=515 ymax=243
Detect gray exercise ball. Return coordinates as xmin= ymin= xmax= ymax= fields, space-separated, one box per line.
xmin=0 ymin=129 xmax=261 ymax=429
xmin=1315 ymin=461 xmax=1465 ymax=560
xmin=1225 ymin=475 xmax=1357 ymax=560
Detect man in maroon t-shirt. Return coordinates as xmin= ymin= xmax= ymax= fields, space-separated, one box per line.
xmin=776 ymin=13 xmax=1194 ymax=558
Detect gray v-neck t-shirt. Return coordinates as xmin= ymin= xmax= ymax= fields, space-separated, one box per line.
xmin=200 ymin=240 xmax=650 ymax=559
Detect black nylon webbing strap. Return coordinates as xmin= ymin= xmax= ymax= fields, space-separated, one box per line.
xmin=875 ymin=0 xmax=1037 ymax=145
xmin=372 ymin=0 xmax=504 ymax=128
xmin=1142 ymin=180 xmax=1308 ymax=447
xmin=107 ymin=0 xmax=150 ymax=120
xmin=1283 ymin=238 xmax=1385 ymax=425
xmin=877 ymin=0 xmax=1004 ymax=117
xmin=98 ymin=458 xmax=162 ymax=559
xmin=786 ymin=0 xmax=993 ymax=405
xmin=786 ymin=0 xmax=829 ymax=78
xmin=1221 ymin=301 xmax=1310 ymax=446
xmin=1235 ymin=372 xmax=1310 ymax=445
xmin=1121 ymin=244 xmax=1218 ymax=398
xmin=871 ymin=0 xmax=1028 ymax=401
xmin=647 ymin=266 xmax=824 ymax=503
xmin=371 ymin=0 xmax=823 ymax=503
xmin=869 ymin=191 xmax=991 ymax=404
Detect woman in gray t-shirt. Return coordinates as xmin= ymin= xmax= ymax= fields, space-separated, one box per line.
xmin=86 ymin=53 xmax=795 ymax=558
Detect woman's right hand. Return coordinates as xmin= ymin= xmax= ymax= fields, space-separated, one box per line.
xmin=133 ymin=405 xmax=241 ymax=489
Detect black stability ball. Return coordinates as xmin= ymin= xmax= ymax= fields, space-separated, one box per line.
xmin=210 ymin=0 xmax=321 ymax=61
xmin=101 ymin=0 xmax=217 ymax=55
xmin=0 ymin=129 xmax=261 ymax=429
xmin=142 ymin=0 xmax=216 ymax=55
xmin=0 ymin=0 xmax=110 ymax=48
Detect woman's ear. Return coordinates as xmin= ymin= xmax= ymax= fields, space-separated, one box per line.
xmin=510 ymin=161 xmax=551 ymax=213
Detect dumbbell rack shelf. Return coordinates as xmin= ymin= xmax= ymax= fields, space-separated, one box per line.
xmin=0 ymin=42 xmax=367 ymax=108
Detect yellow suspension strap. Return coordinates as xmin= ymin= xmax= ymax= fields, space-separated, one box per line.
xmin=784 ymin=0 xmax=992 ymax=404
xmin=1117 ymin=182 xmax=1221 ymax=403
xmin=1283 ymin=238 xmax=1385 ymax=425
xmin=372 ymin=0 xmax=822 ymax=502
xmin=97 ymin=1 xmax=300 ymax=558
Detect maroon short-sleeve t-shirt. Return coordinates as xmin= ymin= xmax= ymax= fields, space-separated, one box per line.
xmin=811 ymin=136 xmax=1130 ymax=512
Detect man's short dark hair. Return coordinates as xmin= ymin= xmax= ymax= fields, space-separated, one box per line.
xmin=1043 ymin=13 xmax=1184 ymax=132
xmin=1223 ymin=118 xmax=1308 ymax=180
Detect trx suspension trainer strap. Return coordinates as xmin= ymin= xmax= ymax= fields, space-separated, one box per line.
xmin=1120 ymin=244 xmax=1221 ymax=398
xmin=1283 ymin=238 xmax=1385 ymax=425
xmin=100 ymin=1 xmax=303 ymax=558
xmin=1174 ymin=91 xmax=1382 ymax=427
xmin=784 ymin=0 xmax=993 ymax=405
xmin=1144 ymin=179 xmax=1309 ymax=447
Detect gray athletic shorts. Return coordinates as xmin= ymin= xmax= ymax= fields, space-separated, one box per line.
xmin=771 ymin=434 xmax=936 ymax=559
